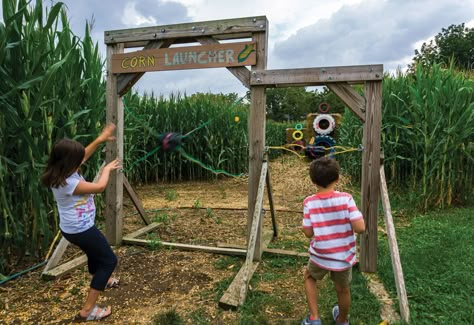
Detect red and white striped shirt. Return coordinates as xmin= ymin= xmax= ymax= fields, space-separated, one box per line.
xmin=303 ymin=191 xmax=363 ymax=271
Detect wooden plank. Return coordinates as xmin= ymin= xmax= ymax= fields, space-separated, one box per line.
xmin=122 ymin=237 xmax=247 ymax=256
xmin=123 ymin=176 xmax=150 ymax=225
xmin=41 ymin=255 xmax=88 ymax=280
xmin=219 ymin=261 xmax=259 ymax=309
xmin=249 ymin=65 xmax=383 ymax=87
xmin=265 ymin=166 xmax=278 ymax=237
xmin=42 ymin=237 xmax=70 ymax=273
xmin=112 ymin=41 xmax=256 ymax=74
xmin=218 ymin=229 xmax=272 ymax=309
xmin=105 ymin=43 xmax=125 ymax=245
xmin=240 ymin=188 xmax=266 ymax=305
xmin=247 ymin=29 xmax=268 ymax=262
xmin=217 ymin=244 xmax=308 ymax=258
xmin=105 ymin=16 xmax=268 ymax=45
xmin=125 ymin=222 xmax=161 ymax=239
xmin=380 ymin=166 xmax=410 ymax=322
xmin=117 ymin=39 xmax=175 ymax=96
xmin=359 ymin=81 xmax=383 ymax=272
xmin=327 ymin=83 xmax=366 ymax=122
xmin=197 ymin=37 xmax=251 ymax=88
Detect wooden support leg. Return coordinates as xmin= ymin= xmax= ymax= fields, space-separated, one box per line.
xmin=380 ymin=166 xmax=410 ymax=322
xmin=123 ymin=176 xmax=150 ymax=225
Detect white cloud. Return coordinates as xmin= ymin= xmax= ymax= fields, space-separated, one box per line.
xmin=121 ymin=2 xmax=157 ymax=27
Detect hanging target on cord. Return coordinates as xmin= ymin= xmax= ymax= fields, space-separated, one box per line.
xmin=305 ymin=135 xmax=336 ymax=159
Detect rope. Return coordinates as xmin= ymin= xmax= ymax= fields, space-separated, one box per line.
xmin=267 ymin=144 xmax=362 ymax=158
xmin=178 ymin=148 xmax=243 ymax=178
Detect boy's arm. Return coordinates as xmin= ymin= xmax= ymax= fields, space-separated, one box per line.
xmin=302 ymin=226 xmax=314 ymax=238
xmin=351 ymin=218 xmax=365 ymax=234
xmin=83 ymin=123 xmax=116 ymax=163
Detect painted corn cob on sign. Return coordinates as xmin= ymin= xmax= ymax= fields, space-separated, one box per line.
xmin=112 ymin=41 xmax=256 ymax=73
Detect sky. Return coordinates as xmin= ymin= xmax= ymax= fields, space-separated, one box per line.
xmin=4 ymin=0 xmax=474 ymax=96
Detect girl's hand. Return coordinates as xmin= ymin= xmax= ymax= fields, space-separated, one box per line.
xmin=104 ymin=158 xmax=121 ymax=172
xmin=98 ymin=123 xmax=116 ymax=143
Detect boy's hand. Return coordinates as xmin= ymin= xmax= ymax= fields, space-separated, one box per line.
xmin=98 ymin=123 xmax=116 ymax=143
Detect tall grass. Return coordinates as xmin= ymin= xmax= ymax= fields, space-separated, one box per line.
xmin=0 ymin=0 xmax=106 ymax=272
xmin=338 ymin=64 xmax=474 ymax=211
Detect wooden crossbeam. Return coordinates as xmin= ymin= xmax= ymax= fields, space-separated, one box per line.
xmin=327 ymin=83 xmax=366 ymax=122
xmin=249 ymin=65 xmax=383 ymax=87
xmin=105 ymin=16 xmax=268 ymax=47
xmin=380 ymin=166 xmax=410 ymax=322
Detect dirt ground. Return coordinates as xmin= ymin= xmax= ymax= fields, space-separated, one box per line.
xmin=0 ymin=155 xmax=360 ymax=324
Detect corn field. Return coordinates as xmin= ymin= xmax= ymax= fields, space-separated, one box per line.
xmin=0 ymin=0 xmax=106 ymax=271
xmin=338 ymin=63 xmax=474 ymax=211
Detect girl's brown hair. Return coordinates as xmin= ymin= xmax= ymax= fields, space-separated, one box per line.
xmin=41 ymin=138 xmax=85 ymax=188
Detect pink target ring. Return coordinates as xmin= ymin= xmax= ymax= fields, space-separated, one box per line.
xmin=319 ymin=102 xmax=330 ymax=113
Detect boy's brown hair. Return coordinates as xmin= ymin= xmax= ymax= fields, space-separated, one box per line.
xmin=309 ymin=157 xmax=340 ymax=188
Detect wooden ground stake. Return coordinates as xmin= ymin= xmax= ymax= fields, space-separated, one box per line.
xmin=380 ymin=165 xmax=410 ymax=322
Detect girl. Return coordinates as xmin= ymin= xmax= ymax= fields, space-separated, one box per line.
xmin=41 ymin=123 xmax=121 ymax=321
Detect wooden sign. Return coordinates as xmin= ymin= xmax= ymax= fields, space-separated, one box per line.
xmin=112 ymin=41 xmax=256 ymax=73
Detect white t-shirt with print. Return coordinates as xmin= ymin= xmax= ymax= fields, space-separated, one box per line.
xmin=51 ymin=172 xmax=96 ymax=234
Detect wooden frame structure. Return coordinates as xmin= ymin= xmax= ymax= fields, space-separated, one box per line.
xmin=42 ymin=16 xmax=408 ymax=319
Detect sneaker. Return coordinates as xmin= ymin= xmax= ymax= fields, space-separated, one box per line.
xmin=332 ymin=305 xmax=349 ymax=325
xmin=301 ymin=314 xmax=322 ymax=325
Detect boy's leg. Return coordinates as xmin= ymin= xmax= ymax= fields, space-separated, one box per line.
xmin=334 ymin=283 xmax=350 ymax=323
xmin=331 ymin=268 xmax=352 ymax=324
xmin=304 ymin=269 xmax=319 ymax=319
xmin=304 ymin=261 xmax=328 ymax=320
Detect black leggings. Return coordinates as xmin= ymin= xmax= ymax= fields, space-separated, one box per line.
xmin=61 ymin=226 xmax=117 ymax=291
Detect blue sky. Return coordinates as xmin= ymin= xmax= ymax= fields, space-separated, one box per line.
xmin=3 ymin=0 xmax=474 ymax=96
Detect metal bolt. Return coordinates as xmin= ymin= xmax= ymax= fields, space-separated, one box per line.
xmin=201 ymin=28 xmax=205 ymax=33
xmin=253 ymin=18 xmax=257 ymax=22
xmin=328 ymin=76 xmax=333 ymax=80
xmin=259 ymin=24 xmax=264 ymax=28
xmin=106 ymin=32 xmax=110 ymax=36
xmin=257 ymin=78 xmax=262 ymax=83
xmin=110 ymin=37 xmax=114 ymax=41
xmin=161 ymin=29 xmax=165 ymax=33
xmin=252 ymin=71 xmax=257 ymax=76
xmin=321 ymin=68 xmax=326 ymax=73
xmin=192 ymin=26 xmax=196 ymax=30
xmin=153 ymin=33 xmax=157 ymax=38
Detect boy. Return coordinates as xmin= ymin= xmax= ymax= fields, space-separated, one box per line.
xmin=301 ymin=157 xmax=365 ymax=325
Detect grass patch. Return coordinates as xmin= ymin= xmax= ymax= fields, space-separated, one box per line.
xmin=378 ymin=207 xmax=474 ymax=323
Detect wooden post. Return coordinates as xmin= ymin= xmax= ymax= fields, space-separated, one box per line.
xmin=380 ymin=166 xmax=410 ymax=322
xmin=247 ymin=25 xmax=268 ymax=262
xmin=359 ymin=81 xmax=382 ymax=272
xmin=105 ymin=43 xmax=125 ymax=245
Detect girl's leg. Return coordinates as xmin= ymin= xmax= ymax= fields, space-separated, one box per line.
xmin=62 ymin=227 xmax=117 ymax=316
